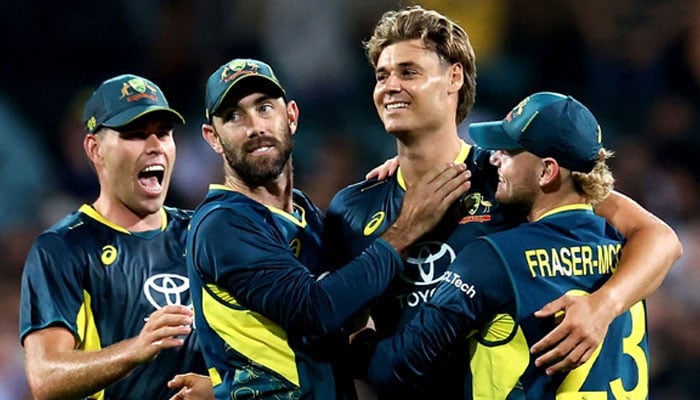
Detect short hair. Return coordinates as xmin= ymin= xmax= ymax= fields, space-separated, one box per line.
xmin=364 ymin=5 xmax=477 ymax=124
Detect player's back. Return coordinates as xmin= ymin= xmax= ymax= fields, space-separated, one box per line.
xmin=484 ymin=206 xmax=648 ymax=399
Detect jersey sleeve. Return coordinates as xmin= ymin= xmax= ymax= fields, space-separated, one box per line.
xmin=323 ymin=188 xmax=354 ymax=270
xmin=19 ymin=232 xmax=86 ymax=344
xmin=191 ymin=207 xmax=404 ymax=336
xmin=366 ymin=238 xmax=514 ymax=391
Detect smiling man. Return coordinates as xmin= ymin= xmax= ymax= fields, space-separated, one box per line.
xmin=19 ymin=74 xmax=212 ymax=400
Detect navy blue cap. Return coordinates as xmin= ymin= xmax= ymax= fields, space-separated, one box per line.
xmin=469 ymin=92 xmax=602 ymax=172
xmin=205 ymin=58 xmax=285 ymax=121
xmin=82 ymin=74 xmax=185 ymax=133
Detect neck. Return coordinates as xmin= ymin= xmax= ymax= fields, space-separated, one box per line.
xmin=225 ymin=163 xmax=295 ymax=212
xmin=91 ymin=197 xmax=163 ymax=232
xmin=527 ymin=191 xmax=590 ymax=222
xmin=395 ymin=127 xmax=464 ymax=187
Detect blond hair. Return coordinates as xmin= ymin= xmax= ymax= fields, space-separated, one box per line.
xmin=572 ymin=148 xmax=615 ymax=206
xmin=364 ymin=5 xmax=477 ymax=124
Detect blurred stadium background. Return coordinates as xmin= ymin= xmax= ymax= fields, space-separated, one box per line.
xmin=1 ymin=1 xmax=698 ymax=398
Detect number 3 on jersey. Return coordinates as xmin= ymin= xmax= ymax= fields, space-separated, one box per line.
xmin=557 ymin=293 xmax=647 ymax=399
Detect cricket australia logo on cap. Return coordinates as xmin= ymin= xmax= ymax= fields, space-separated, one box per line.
xmin=220 ymin=59 xmax=270 ymax=83
xmin=506 ymin=96 xmax=530 ymax=122
xmin=120 ymin=77 xmax=159 ymax=103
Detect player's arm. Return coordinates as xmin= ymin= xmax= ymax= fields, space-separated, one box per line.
xmin=198 ymin=163 xmax=469 ymax=336
xmin=23 ymin=305 xmax=194 ymax=400
xmin=168 ymin=373 xmax=214 ymax=400
xmin=531 ymin=190 xmax=682 ymax=374
xmin=364 ymin=240 xmax=508 ymax=390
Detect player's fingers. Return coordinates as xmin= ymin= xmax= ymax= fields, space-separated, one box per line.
xmin=575 ymin=346 xmax=596 ymax=368
xmin=545 ymin=342 xmax=587 ymax=375
xmin=365 ymin=157 xmax=398 ymax=180
xmin=168 ymin=388 xmax=190 ymax=400
xmin=145 ymin=310 xmax=193 ymax=330
xmin=168 ymin=374 xmax=186 ymax=389
xmin=533 ymin=336 xmax=574 ymax=367
xmin=427 ymin=163 xmax=470 ymax=204
xmin=530 ymin=322 xmax=571 ymax=355
xmin=152 ymin=336 xmax=187 ymax=350
xmin=533 ymin=297 xmax=568 ymax=318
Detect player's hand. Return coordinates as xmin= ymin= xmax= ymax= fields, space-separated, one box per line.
xmin=168 ymin=373 xmax=214 ymax=400
xmin=382 ymin=162 xmax=470 ymax=254
xmin=129 ymin=305 xmax=194 ymax=364
xmin=530 ymin=293 xmax=615 ymax=375
xmin=365 ymin=156 xmax=399 ymax=180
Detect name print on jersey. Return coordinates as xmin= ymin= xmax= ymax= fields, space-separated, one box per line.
xmin=525 ymin=243 xmax=622 ymax=278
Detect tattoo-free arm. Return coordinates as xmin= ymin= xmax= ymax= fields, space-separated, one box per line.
xmin=23 ymin=305 xmax=194 ymax=400
xmin=531 ymin=190 xmax=682 ymax=374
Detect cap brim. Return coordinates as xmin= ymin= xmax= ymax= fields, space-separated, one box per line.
xmin=211 ymin=76 xmax=285 ymax=118
xmin=469 ymin=121 xmax=522 ymax=150
xmin=102 ymin=106 xmax=185 ymax=130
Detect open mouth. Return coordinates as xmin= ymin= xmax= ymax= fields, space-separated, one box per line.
xmin=138 ymin=165 xmax=165 ymax=193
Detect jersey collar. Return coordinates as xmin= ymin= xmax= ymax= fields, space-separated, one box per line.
xmin=397 ymin=140 xmax=472 ymax=191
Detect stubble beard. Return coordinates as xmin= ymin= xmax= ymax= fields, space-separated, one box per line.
xmin=223 ymin=133 xmax=293 ymax=186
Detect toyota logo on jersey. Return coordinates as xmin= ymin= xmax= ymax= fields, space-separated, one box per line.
xmin=143 ymin=273 xmax=190 ymax=309
xmin=400 ymin=241 xmax=456 ymax=286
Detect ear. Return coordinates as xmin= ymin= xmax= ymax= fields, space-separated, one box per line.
xmin=539 ymin=158 xmax=561 ymax=187
xmin=202 ymin=123 xmax=224 ymax=154
xmin=448 ymin=63 xmax=464 ymax=94
xmin=286 ymin=100 xmax=300 ymax=135
xmin=83 ymin=133 xmax=101 ymax=164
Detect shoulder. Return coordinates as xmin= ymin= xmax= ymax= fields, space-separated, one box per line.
xmin=163 ymin=205 xmax=193 ymax=221
xmin=328 ymin=178 xmax=394 ymax=214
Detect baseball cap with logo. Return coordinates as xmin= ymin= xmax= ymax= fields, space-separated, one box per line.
xmin=83 ymin=74 xmax=185 ymax=133
xmin=469 ymin=92 xmax=603 ymax=172
xmin=205 ymin=58 xmax=286 ymax=121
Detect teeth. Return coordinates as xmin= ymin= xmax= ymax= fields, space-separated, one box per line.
xmin=386 ymin=102 xmax=408 ymax=110
xmin=253 ymin=146 xmax=271 ymax=153
xmin=143 ymin=165 xmax=165 ymax=173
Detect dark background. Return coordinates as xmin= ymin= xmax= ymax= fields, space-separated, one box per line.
xmin=1 ymin=1 xmax=698 ymax=397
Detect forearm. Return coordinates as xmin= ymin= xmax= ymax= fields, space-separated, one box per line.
xmin=26 ymin=337 xmax=142 ymax=400
xmin=594 ymin=191 xmax=683 ymax=316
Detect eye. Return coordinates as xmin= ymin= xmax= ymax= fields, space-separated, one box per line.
xmin=155 ymin=129 xmax=173 ymax=139
xmin=375 ymin=71 xmax=388 ymax=83
xmin=223 ymin=110 xmax=242 ymax=122
xmin=118 ymin=130 xmax=144 ymax=140
xmin=259 ymin=103 xmax=274 ymax=113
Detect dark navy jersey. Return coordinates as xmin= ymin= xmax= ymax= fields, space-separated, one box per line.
xmin=187 ymin=185 xmax=406 ymax=400
xmin=325 ymin=142 xmax=522 ymax=398
xmin=368 ymin=206 xmax=648 ymax=399
xmin=19 ymin=204 xmax=206 ymax=400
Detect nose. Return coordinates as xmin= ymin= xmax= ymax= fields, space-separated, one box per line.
xmin=145 ymin=132 xmax=165 ymax=152
xmin=244 ymin=114 xmax=266 ymax=138
xmin=384 ymin=72 xmax=402 ymax=92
